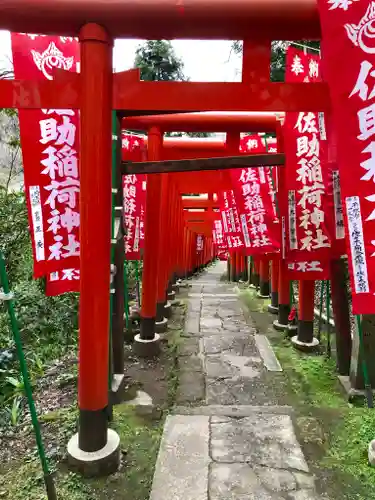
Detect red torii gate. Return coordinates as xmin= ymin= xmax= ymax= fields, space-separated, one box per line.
xmin=0 ymin=0 xmax=328 ymax=477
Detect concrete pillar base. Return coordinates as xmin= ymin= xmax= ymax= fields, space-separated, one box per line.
xmin=168 ymin=290 xmax=176 ymax=301
xmin=133 ymin=333 xmax=161 ymax=358
xmin=273 ymin=319 xmax=288 ymax=332
xmin=291 ymin=336 xmax=319 ymax=352
xmin=155 ymin=317 xmax=168 ymax=334
xmin=268 ymin=304 xmax=279 ymax=315
xmin=164 ymin=301 xmax=172 ymax=319
xmin=67 ymin=429 xmax=120 ymax=478
xmin=110 ymin=373 xmax=127 ymax=405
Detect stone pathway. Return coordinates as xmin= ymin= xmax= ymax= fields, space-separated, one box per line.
xmin=150 ymin=262 xmax=322 ymax=500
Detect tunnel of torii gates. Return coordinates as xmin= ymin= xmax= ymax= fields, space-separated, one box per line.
xmin=0 ymin=0 xmax=347 ymax=476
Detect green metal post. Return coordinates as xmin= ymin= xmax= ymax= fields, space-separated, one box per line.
xmin=356 ymin=315 xmax=373 ymax=408
xmin=124 ymin=261 xmax=129 ymax=329
xmin=135 ymin=260 xmax=141 ymax=308
xmin=107 ymin=110 xmax=117 ymax=416
xmin=317 ymin=281 xmax=325 ymax=342
xmin=326 ymin=280 xmax=331 ymax=358
xmin=0 ymin=251 xmax=57 ymax=500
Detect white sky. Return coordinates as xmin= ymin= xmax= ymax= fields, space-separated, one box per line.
xmin=0 ymin=30 xmax=242 ymax=82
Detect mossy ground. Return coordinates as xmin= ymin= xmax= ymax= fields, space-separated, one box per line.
xmin=240 ymin=288 xmax=375 ymax=500
xmin=0 ymin=303 xmax=186 ymax=500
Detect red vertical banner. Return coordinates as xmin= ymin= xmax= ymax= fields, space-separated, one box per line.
xmin=123 ymin=174 xmax=146 ymax=261
xmin=122 ymin=132 xmax=147 ymax=260
xmin=11 ymin=34 xmax=81 ymax=295
xmin=283 ymin=46 xmax=332 ymax=279
xmin=230 ymin=167 xmax=280 ymax=255
xmin=218 ymin=190 xmax=247 ymax=253
xmin=196 ymin=234 xmax=204 ymax=253
xmin=213 ymin=218 xmax=228 ymax=260
xmin=317 ymin=1 xmax=375 ymax=313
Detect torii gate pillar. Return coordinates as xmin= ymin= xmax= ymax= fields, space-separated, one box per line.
xmin=67 ymin=24 xmax=120 ymax=476
xmin=135 ymin=126 xmax=162 ymax=357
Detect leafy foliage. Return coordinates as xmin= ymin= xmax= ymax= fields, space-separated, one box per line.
xmin=134 ymin=41 xmax=212 ymax=139
xmin=0 ymin=189 xmax=30 ymax=282
xmin=134 ymin=40 xmax=186 ymax=82
xmin=0 ymin=190 xmax=79 ymax=426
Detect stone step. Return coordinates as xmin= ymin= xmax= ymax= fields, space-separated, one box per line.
xmin=172 ymin=404 xmax=294 ymax=417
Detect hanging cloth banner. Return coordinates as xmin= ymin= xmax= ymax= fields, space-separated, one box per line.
xmin=240 ymin=134 xmax=279 ymax=222
xmin=240 ymin=134 xmax=278 ymax=154
xmin=11 ymin=34 xmax=81 ymax=282
xmin=218 ymin=190 xmax=247 ymax=253
xmin=317 ymin=0 xmax=375 ymax=313
xmin=46 ymin=133 xmax=147 ymax=295
xmin=212 ymin=219 xmax=227 ymax=251
xmin=122 ymin=132 xmax=147 ymax=260
xmin=283 ymin=46 xmax=332 ymax=280
xmin=230 ymin=167 xmax=280 ymax=255
xmin=196 ymin=234 xmax=204 ymax=253
xmin=123 ymin=174 xmax=146 ymax=260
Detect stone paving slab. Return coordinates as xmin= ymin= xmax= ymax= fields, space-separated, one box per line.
xmin=173 ymin=405 xmax=294 ymax=416
xmin=255 ymin=334 xmax=283 ymax=372
xmin=210 ymin=414 xmax=309 ymax=472
xmin=206 ymin=376 xmax=282 ymax=406
xmin=209 ymin=463 xmax=317 ymax=500
xmin=150 ymin=415 xmax=210 ymax=500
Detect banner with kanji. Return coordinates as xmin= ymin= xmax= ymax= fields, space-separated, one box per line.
xmin=196 ymin=234 xmax=204 ymax=253
xmin=122 ymin=133 xmax=147 ymax=259
xmin=240 ymin=134 xmax=278 ymax=154
xmin=218 ymin=190 xmax=247 ymax=253
xmin=317 ymin=0 xmax=375 ymax=313
xmin=230 ymin=167 xmax=280 ymax=255
xmin=283 ymin=45 xmax=332 ymax=279
xmin=11 ymin=33 xmax=81 ymax=297
xmin=212 ymin=219 xmax=227 ymax=250
xmin=123 ymin=173 xmax=146 ymax=260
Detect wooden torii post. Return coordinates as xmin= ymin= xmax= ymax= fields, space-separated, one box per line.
xmin=0 ymin=0 xmax=328 ymax=477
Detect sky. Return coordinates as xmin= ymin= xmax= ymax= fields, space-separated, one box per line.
xmin=0 ymin=30 xmax=242 ymax=82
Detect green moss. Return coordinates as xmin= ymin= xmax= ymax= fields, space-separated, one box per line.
xmin=239 ymin=289 xmax=270 ymax=313
xmin=322 ymin=409 xmax=375 ymax=499
xmin=273 ymin=338 xmax=346 ymax=408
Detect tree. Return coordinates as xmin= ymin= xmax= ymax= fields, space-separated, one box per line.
xmin=134 ymin=41 xmax=212 ymax=138
xmin=134 ymin=40 xmax=186 ymax=82
xmin=0 ymin=68 xmax=22 ymax=193
xmin=230 ymin=41 xmax=320 ymax=82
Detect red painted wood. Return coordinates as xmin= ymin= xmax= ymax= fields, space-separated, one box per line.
xmin=78 ymin=24 xmax=113 ymax=411
xmin=141 ymin=127 xmax=163 ymax=318
xmin=1 ymin=0 xmax=320 ymax=40
xmin=298 ymin=280 xmax=315 ymax=322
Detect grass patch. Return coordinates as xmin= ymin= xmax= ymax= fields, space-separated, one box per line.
xmin=273 ymin=337 xmax=346 ymax=409
xmin=0 ymin=405 xmax=163 ymax=500
xmin=239 ymin=288 xmax=271 ymax=314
